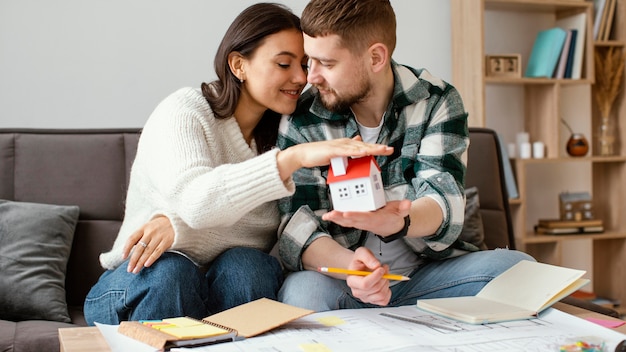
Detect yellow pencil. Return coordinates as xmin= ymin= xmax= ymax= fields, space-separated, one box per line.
xmin=317 ymin=267 xmax=410 ymax=281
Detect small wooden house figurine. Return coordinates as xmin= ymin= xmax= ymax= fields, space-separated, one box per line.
xmin=559 ymin=191 xmax=594 ymax=221
xmin=327 ymin=155 xmax=386 ymax=212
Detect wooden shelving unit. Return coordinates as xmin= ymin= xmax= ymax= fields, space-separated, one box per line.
xmin=451 ymin=0 xmax=626 ymax=306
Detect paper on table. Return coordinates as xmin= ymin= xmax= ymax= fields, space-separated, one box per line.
xmin=171 ymin=306 xmax=626 ymax=352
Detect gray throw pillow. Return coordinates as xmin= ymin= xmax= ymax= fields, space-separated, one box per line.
xmin=459 ymin=187 xmax=487 ymax=250
xmin=0 ymin=200 xmax=79 ymax=322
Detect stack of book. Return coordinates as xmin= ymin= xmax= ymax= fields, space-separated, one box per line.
xmin=534 ymin=218 xmax=604 ymax=235
xmin=525 ymin=12 xmax=586 ymax=79
xmin=570 ymin=290 xmax=620 ymax=310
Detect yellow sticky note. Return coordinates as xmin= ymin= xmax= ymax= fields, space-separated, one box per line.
xmin=299 ymin=343 xmax=332 ymax=352
xmin=160 ymin=324 xmax=229 ymax=339
xmin=163 ymin=317 xmax=202 ymax=328
xmin=151 ymin=323 xmax=177 ymax=330
xmin=316 ymin=316 xmax=345 ymax=326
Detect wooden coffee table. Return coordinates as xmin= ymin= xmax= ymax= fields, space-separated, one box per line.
xmin=59 ymin=326 xmax=111 ymax=352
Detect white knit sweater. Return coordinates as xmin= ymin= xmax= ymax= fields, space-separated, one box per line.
xmin=99 ymin=87 xmax=295 ymax=270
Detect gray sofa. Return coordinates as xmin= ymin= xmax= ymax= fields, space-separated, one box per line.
xmin=0 ymin=129 xmax=140 ymax=352
xmin=0 ymin=128 xmax=617 ymax=352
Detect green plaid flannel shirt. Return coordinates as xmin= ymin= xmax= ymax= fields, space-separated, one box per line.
xmin=277 ymin=62 xmax=472 ymax=272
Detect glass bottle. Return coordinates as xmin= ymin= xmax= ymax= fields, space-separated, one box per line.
xmin=596 ymin=115 xmax=617 ymax=156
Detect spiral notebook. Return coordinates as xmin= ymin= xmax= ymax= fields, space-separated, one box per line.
xmin=118 ymin=298 xmax=313 ymax=350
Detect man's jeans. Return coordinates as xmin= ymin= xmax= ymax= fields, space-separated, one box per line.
xmin=84 ymin=247 xmax=283 ymax=325
xmin=279 ymin=249 xmax=534 ymax=311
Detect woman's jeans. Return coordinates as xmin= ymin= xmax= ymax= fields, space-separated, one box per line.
xmin=84 ymin=247 xmax=283 ymax=325
xmin=279 ymin=249 xmax=534 ymax=312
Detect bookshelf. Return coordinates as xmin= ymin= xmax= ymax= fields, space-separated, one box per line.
xmin=451 ymin=0 xmax=626 ymax=309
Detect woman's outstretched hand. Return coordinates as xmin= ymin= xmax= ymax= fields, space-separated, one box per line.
xmin=277 ymin=136 xmax=393 ymax=181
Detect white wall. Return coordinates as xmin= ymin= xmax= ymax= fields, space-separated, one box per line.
xmin=0 ymin=0 xmax=451 ymax=128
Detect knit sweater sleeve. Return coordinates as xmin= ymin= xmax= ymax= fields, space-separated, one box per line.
xmin=135 ymin=88 xmax=294 ymax=230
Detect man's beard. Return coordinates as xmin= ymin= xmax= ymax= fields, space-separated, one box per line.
xmin=318 ymin=76 xmax=371 ymax=113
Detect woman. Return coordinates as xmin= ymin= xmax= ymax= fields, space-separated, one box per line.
xmin=84 ymin=3 xmax=392 ymax=325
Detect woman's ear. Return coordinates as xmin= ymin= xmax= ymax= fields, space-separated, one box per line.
xmin=368 ymin=43 xmax=389 ymax=73
xmin=228 ymin=51 xmax=246 ymax=82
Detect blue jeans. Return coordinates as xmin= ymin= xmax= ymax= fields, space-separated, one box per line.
xmin=84 ymin=248 xmax=283 ymax=325
xmin=278 ymin=249 xmax=534 ymax=311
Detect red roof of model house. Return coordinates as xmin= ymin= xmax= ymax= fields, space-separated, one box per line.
xmin=327 ymin=155 xmax=381 ymax=183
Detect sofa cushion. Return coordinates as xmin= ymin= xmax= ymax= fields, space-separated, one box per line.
xmin=0 ymin=200 xmax=79 ymax=323
xmin=459 ymin=187 xmax=487 ymax=250
xmin=13 ymin=320 xmax=76 ymax=352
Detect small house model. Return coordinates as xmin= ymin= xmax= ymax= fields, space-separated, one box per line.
xmin=327 ymin=155 xmax=386 ymax=212
xmin=559 ymin=191 xmax=594 ymax=221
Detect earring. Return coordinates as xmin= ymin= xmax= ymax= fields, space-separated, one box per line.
xmin=240 ymin=78 xmax=244 ymax=83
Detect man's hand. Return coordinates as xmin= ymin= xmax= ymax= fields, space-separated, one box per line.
xmin=122 ymin=215 xmax=175 ymax=274
xmin=322 ymin=199 xmax=412 ymax=237
xmin=346 ymin=247 xmax=392 ymax=306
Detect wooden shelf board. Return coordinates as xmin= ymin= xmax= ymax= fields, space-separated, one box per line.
xmin=513 ymin=156 xmax=626 ymax=164
xmin=485 ymin=0 xmax=591 ymax=12
xmin=522 ymin=231 xmax=626 ymax=244
xmin=509 ymin=198 xmax=523 ymax=205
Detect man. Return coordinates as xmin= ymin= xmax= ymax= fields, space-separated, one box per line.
xmin=276 ymin=0 xmax=533 ymax=311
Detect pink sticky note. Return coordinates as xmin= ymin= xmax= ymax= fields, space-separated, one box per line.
xmin=586 ymin=317 xmax=626 ymax=328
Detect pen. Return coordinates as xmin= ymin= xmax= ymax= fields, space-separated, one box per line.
xmin=317 ymin=267 xmax=410 ymax=281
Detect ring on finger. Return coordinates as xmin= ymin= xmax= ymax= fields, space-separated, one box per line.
xmin=138 ymin=241 xmax=148 ymax=248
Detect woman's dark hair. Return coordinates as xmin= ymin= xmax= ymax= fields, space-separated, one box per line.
xmin=201 ymin=3 xmax=301 ymax=153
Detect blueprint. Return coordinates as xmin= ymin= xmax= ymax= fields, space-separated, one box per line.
xmin=171 ymin=305 xmax=626 ymax=352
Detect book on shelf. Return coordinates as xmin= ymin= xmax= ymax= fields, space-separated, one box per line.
xmin=535 ymin=217 xmax=604 ymax=235
xmin=605 ymin=0 xmax=617 ymax=40
xmin=599 ymin=0 xmax=617 ymax=41
xmin=593 ymin=0 xmax=608 ymax=40
xmin=570 ymin=290 xmax=620 ymax=309
xmin=537 ymin=218 xmax=603 ymax=228
xmin=564 ymin=30 xmax=578 ymax=79
xmin=535 ymin=225 xmax=604 ymax=235
xmin=525 ymin=27 xmax=568 ymax=78
xmin=556 ymin=12 xmax=586 ymax=79
xmin=117 ymin=298 xmax=313 ymax=350
xmin=416 ymin=260 xmax=589 ymax=324
xmin=496 ymin=133 xmax=518 ymax=199
xmin=554 ymin=29 xmax=573 ymax=79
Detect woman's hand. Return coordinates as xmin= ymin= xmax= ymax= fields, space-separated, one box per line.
xmin=277 ymin=136 xmax=393 ymax=181
xmin=122 ymin=215 xmax=175 ymax=274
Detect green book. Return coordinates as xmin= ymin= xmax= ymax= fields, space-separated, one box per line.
xmin=525 ymin=27 xmax=568 ymax=78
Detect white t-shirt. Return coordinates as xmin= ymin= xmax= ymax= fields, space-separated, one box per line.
xmin=356 ymin=115 xmax=422 ymax=280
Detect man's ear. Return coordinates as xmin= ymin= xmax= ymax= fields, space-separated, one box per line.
xmin=228 ymin=51 xmax=246 ymax=81
xmin=369 ymin=43 xmax=389 ymax=73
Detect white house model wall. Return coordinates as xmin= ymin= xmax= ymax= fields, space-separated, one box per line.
xmin=327 ymin=156 xmax=386 ymax=212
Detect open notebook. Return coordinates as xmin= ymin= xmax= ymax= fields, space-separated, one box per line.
xmin=416 ymin=260 xmax=589 ymax=324
xmin=118 ymin=298 xmax=313 ymax=350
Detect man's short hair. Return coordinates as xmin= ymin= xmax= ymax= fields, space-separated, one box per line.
xmin=301 ymin=0 xmax=396 ymax=56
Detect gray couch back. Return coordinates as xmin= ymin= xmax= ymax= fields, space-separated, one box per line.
xmin=0 ymin=129 xmax=141 ymax=308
